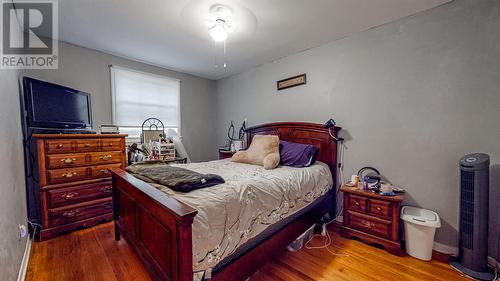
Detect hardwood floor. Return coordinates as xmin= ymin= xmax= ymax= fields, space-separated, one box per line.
xmin=26 ymin=222 xmax=470 ymax=281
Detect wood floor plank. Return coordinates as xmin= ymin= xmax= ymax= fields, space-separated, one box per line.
xmin=26 ymin=222 xmax=470 ymax=281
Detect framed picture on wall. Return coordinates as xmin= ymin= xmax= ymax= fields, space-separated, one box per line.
xmin=277 ymin=74 xmax=307 ymax=91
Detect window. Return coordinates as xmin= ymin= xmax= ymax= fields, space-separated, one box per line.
xmin=110 ymin=66 xmax=180 ymax=143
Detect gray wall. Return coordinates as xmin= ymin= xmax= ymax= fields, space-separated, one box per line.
xmin=0 ymin=69 xmax=28 ymax=280
xmin=215 ymin=0 xmax=500 ymax=254
xmin=25 ymin=41 xmax=217 ymax=162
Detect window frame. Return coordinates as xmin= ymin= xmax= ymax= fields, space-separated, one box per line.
xmin=110 ymin=65 xmax=182 ymax=139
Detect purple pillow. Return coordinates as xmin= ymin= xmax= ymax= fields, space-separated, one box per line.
xmin=279 ymin=140 xmax=320 ymax=168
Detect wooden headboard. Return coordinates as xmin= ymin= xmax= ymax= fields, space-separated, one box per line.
xmin=245 ymin=122 xmax=341 ymax=180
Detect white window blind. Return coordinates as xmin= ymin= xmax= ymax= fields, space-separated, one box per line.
xmin=111 ymin=66 xmax=180 ymax=140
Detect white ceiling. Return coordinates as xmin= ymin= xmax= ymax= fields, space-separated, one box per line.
xmin=58 ymin=0 xmax=450 ymax=80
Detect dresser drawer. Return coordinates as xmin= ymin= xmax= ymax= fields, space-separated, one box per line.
xmin=48 ymin=198 xmax=113 ymax=227
xmin=91 ymin=163 xmax=122 ymax=178
xmin=369 ymin=199 xmax=391 ymax=219
xmin=347 ymin=194 xmax=368 ymax=213
xmin=75 ymin=139 xmax=100 ymax=152
xmin=90 ymin=151 xmax=122 ymax=165
xmin=46 ymin=181 xmax=113 ymax=207
xmin=348 ymin=210 xmax=391 ymax=239
xmin=100 ymin=138 xmax=122 ymax=151
xmin=46 ymin=153 xmax=88 ymax=169
xmin=46 ymin=139 xmax=73 ymax=154
xmin=47 ymin=167 xmax=90 ymax=184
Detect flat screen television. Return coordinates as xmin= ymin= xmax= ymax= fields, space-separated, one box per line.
xmin=23 ymin=77 xmax=92 ymax=129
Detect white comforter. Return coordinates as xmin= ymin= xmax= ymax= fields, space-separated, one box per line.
xmin=147 ymin=159 xmax=333 ymax=274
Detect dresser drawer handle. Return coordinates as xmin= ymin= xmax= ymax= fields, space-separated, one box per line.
xmin=354 ymin=202 xmax=360 ymax=206
xmin=100 ymin=155 xmax=112 ymax=161
xmin=108 ymin=143 xmax=113 ymax=147
xmin=62 ymin=210 xmax=79 ymax=217
xmin=99 ymin=169 xmax=109 ymax=175
xmin=84 ymin=143 xmax=91 ymax=148
xmin=361 ymin=220 xmax=375 ymax=229
xmin=60 ymin=158 xmax=76 ymax=164
xmin=103 ymin=202 xmax=113 ymax=209
xmin=57 ymin=144 xmax=63 ymax=148
xmin=62 ymin=172 xmax=77 ymax=178
xmin=99 ymin=186 xmax=112 ymax=194
xmin=61 ymin=192 xmax=78 ymax=200
xmin=376 ymin=207 xmax=382 ymax=212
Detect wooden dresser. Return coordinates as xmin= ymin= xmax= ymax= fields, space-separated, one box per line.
xmin=34 ymin=134 xmax=127 ymax=240
xmin=340 ymin=185 xmax=403 ymax=255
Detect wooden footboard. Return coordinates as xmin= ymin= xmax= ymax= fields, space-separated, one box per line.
xmin=111 ymin=168 xmax=197 ymax=281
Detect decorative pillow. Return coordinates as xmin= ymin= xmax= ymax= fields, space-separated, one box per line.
xmin=279 ymin=140 xmax=319 ymax=168
xmin=231 ymin=135 xmax=280 ymax=169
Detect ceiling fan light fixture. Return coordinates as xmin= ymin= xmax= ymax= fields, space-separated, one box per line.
xmin=209 ymin=19 xmax=228 ymax=42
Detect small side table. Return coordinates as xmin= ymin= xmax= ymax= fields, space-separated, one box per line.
xmin=340 ymin=185 xmax=404 ymax=255
xmin=218 ymin=150 xmax=235 ymax=160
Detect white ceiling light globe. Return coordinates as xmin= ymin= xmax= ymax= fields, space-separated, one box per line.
xmin=210 ymin=20 xmax=228 ymax=42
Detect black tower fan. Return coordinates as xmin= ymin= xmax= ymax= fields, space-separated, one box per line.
xmin=450 ymin=153 xmax=494 ymax=280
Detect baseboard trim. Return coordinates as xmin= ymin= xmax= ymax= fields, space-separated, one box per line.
xmin=433 ymin=242 xmax=499 ymax=269
xmin=331 ymin=223 xmax=499 ymax=268
xmin=17 ymin=238 xmax=31 ymax=281
xmin=433 ymin=241 xmax=458 ymax=256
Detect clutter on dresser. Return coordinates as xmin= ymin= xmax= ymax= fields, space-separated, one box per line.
xmin=127 ymin=143 xmax=145 ymax=165
xmin=344 ymin=167 xmax=405 ymax=197
xmin=99 ymin=124 xmax=120 ymax=134
xmin=222 ymin=119 xmax=247 ymax=152
xmin=136 ymin=117 xmax=178 ymax=161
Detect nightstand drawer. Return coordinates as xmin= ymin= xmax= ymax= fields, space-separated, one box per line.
xmin=347 ymin=194 xmax=368 ymax=213
xmin=369 ymin=199 xmax=391 ymax=219
xmin=348 ymin=211 xmax=391 ymax=239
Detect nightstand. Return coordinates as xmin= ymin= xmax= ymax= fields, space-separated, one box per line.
xmin=219 ymin=150 xmax=235 ymax=160
xmin=340 ymin=185 xmax=404 ymax=255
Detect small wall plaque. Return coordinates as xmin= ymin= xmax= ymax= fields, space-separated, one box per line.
xmin=277 ymin=74 xmax=306 ymax=91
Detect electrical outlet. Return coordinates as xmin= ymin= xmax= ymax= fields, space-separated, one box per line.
xmin=18 ymin=224 xmax=28 ymax=240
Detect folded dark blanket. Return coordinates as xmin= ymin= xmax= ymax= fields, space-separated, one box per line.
xmin=126 ymin=161 xmax=225 ymax=192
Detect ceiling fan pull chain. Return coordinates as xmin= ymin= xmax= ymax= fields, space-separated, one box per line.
xmin=223 ymin=40 xmax=227 ymax=68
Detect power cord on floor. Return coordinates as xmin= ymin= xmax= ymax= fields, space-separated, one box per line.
xmin=304 ymin=224 xmax=349 ymax=257
xmin=302 ymin=135 xmax=349 ymax=257
xmin=27 ymin=220 xmax=42 ymax=241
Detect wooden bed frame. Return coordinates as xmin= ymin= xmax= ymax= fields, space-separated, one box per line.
xmin=110 ymin=122 xmax=341 ymax=281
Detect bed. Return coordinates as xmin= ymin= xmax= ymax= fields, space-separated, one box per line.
xmin=110 ymin=122 xmax=341 ymax=281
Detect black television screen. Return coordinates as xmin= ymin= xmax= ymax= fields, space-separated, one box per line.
xmin=24 ymin=77 xmax=91 ymax=129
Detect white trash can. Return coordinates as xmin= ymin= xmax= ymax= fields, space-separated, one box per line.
xmin=401 ymin=206 xmax=441 ymax=261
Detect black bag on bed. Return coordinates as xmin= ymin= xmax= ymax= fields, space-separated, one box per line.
xmin=126 ymin=161 xmax=225 ymax=192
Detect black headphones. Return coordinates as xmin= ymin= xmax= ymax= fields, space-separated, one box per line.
xmin=357 ymin=167 xmax=381 ymax=188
